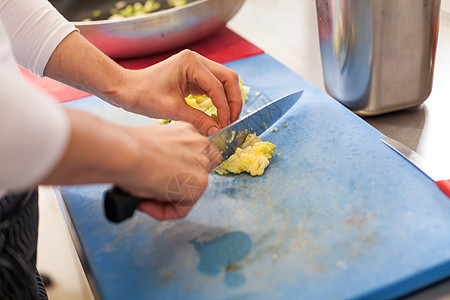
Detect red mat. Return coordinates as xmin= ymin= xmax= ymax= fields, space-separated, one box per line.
xmin=21 ymin=27 xmax=263 ymax=103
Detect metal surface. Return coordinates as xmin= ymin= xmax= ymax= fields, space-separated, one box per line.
xmin=50 ymin=0 xmax=245 ymax=58
xmin=381 ymin=136 xmax=450 ymax=198
xmin=381 ymin=137 xmax=441 ymax=181
xmin=208 ymin=91 xmax=302 ymax=160
xmin=315 ymin=0 xmax=441 ymax=116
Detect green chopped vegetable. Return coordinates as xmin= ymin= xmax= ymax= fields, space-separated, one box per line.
xmin=92 ymin=10 xmax=102 ymax=18
xmin=86 ymin=0 xmax=187 ymax=21
xmin=168 ymin=0 xmax=187 ymax=7
xmin=115 ymin=1 xmax=127 ymax=9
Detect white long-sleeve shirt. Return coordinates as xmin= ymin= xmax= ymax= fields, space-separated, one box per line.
xmin=0 ymin=0 xmax=77 ymax=197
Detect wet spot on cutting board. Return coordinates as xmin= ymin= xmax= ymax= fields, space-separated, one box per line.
xmin=190 ymin=231 xmax=251 ymax=287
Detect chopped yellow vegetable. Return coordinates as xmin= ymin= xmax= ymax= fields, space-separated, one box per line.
xmin=157 ymin=77 xmax=249 ymax=124
xmin=155 ymin=77 xmax=278 ymax=176
xmin=215 ymin=133 xmax=276 ymax=176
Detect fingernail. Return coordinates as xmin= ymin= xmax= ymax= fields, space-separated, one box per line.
xmin=207 ymin=126 xmax=219 ymax=136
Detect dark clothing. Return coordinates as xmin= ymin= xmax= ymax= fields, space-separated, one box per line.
xmin=0 ymin=190 xmax=48 ymax=299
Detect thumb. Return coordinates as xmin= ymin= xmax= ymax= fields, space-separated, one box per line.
xmin=182 ymin=105 xmax=221 ymax=136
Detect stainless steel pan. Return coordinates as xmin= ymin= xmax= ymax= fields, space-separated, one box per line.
xmin=50 ymin=0 xmax=245 ymax=58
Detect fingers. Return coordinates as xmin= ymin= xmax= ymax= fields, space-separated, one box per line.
xmin=203 ymin=142 xmax=223 ymax=170
xmin=185 ymin=82 xmax=206 ymax=97
xmin=180 ymin=50 xmax=243 ymax=127
xmin=180 ymin=103 xmax=221 ymax=136
xmin=122 ymin=121 xmax=222 ymax=221
xmin=184 ymin=56 xmax=230 ymax=129
xmin=138 ymin=201 xmax=193 ymax=221
xmin=171 ymin=122 xmax=223 ymax=171
xmin=193 ymin=52 xmax=243 ymax=123
xmin=168 ymin=120 xmax=199 ymax=133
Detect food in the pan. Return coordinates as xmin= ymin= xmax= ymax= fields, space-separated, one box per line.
xmin=83 ymin=0 xmax=188 ymax=21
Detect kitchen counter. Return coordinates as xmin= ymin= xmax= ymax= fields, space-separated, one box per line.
xmin=229 ymin=0 xmax=450 ymax=298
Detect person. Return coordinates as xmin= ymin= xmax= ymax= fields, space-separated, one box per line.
xmin=0 ymin=0 xmax=243 ymax=298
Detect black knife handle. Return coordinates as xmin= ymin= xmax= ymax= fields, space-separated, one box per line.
xmin=104 ymin=186 xmax=143 ymax=223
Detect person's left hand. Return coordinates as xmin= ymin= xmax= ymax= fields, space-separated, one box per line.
xmin=111 ymin=50 xmax=243 ymax=136
xmin=44 ymin=32 xmax=242 ymax=136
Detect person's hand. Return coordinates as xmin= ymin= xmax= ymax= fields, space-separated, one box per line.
xmin=113 ymin=50 xmax=243 ymax=136
xmin=44 ymin=32 xmax=242 ymax=135
xmin=117 ymin=121 xmax=223 ymax=220
xmin=42 ymin=109 xmax=222 ymax=221
xmin=45 ymin=33 xmax=242 ymax=136
xmin=42 ymin=34 xmax=231 ymax=220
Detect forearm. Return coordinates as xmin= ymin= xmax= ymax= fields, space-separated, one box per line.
xmin=40 ymin=108 xmax=218 ymax=210
xmin=43 ymin=31 xmax=128 ymax=107
xmin=41 ymin=108 xmax=139 ymax=186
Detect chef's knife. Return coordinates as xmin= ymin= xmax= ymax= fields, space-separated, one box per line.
xmin=381 ymin=137 xmax=450 ymax=198
xmin=104 ymin=91 xmax=303 ymax=222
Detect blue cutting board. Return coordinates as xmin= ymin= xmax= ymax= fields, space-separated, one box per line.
xmin=60 ymin=53 xmax=450 ymax=300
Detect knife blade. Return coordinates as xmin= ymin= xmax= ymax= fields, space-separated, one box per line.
xmin=104 ymin=91 xmax=303 ymax=222
xmin=381 ymin=136 xmax=450 ymax=198
xmin=208 ymin=90 xmax=302 ymax=160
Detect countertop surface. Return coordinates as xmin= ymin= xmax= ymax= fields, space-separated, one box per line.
xmin=229 ymin=0 xmax=450 ymax=298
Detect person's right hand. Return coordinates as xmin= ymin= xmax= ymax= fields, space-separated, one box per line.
xmin=41 ymin=109 xmax=222 ymax=221
xmin=118 ymin=121 xmax=223 ymax=220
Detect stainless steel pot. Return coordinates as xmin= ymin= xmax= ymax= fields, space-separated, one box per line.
xmin=50 ymin=0 xmax=245 ymax=59
xmin=316 ymin=0 xmax=441 ymax=116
